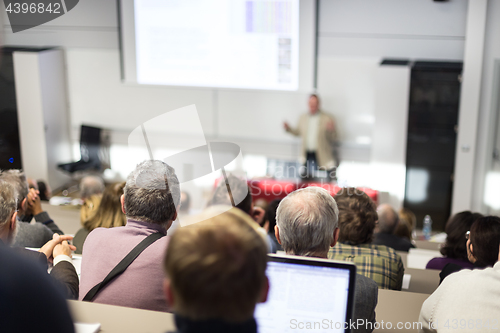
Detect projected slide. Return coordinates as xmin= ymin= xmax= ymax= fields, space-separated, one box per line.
xmin=134 ymin=0 xmax=299 ymax=90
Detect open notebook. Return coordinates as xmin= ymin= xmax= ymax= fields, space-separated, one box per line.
xmin=255 ymin=255 xmax=356 ymax=333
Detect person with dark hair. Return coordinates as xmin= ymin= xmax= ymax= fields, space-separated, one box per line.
xmin=79 ymin=160 xmax=180 ymax=311
xmin=283 ymin=94 xmax=338 ymax=180
xmin=372 ymin=204 xmax=415 ymax=252
xmin=36 ymin=180 xmax=51 ymax=201
xmin=328 ymin=188 xmax=404 ymax=290
xmin=426 ymin=211 xmax=483 ymax=271
xmin=209 ymin=174 xmax=266 ymax=226
xmin=467 ymin=216 xmax=500 ymax=267
xmin=265 ymin=199 xmax=282 ymax=253
xmin=73 ymin=182 xmax=126 ymax=254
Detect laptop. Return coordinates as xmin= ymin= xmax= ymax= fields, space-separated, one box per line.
xmin=255 ymin=254 xmax=356 ymax=333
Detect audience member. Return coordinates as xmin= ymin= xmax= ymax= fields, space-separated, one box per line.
xmin=328 ymin=188 xmax=404 ymax=290
xmin=419 ymin=245 xmax=500 ymax=332
xmin=167 ymin=190 xmax=191 ymax=236
xmin=265 ymin=199 xmax=283 ymax=253
xmin=209 ymin=174 xmax=265 ymax=225
xmin=179 ymin=190 xmax=191 ymax=213
xmin=467 ymin=216 xmax=500 ymax=267
xmin=0 ymin=170 xmax=64 ymax=247
xmin=163 ymin=206 xmax=268 ymax=332
xmin=372 ymin=204 xmax=415 ymax=252
xmin=0 ymin=180 xmax=79 ymax=299
xmin=73 ymin=182 xmax=126 ymax=254
xmin=275 ymin=187 xmax=377 ymax=333
xmin=79 ymin=160 xmax=180 ymax=312
xmin=0 ymin=244 xmax=75 ymax=333
xmin=426 ymin=211 xmax=482 ymax=271
xmin=396 ymin=208 xmax=416 ymax=241
xmin=80 ymin=175 xmax=105 ymax=200
xmin=37 ymin=180 xmax=51 ymax=201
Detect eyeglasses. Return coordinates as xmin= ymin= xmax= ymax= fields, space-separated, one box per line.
xmin=465 ymin=231 xmax=470 ymax=240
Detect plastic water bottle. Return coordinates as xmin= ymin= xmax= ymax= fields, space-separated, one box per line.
xmin=423 ymin=215 xmax=432 ymax=240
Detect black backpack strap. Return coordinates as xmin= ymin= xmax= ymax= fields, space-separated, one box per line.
xmin=82 ymin=232 xmax=165 ymax=302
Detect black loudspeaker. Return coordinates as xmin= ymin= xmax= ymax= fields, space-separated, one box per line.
xmin=0 ymin=48 xmax=23 ymax=170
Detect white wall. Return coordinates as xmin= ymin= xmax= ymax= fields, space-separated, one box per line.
xmin=473 ymin=0 xmax=500 ymax=214
xmin=318 ymin=0 xmax=467 ymax=60
xmin=13 ymin=50 xmax=72 ymax=189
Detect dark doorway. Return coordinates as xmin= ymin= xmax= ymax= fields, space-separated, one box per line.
xmin=404 ymin=61 xmax=462 ymax=231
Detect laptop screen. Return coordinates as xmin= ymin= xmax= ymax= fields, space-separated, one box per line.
xmin=255 ymin=255 xmax=356 ymax=333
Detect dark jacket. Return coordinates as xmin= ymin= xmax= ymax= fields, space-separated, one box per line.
xmin=169 ymin=315 xmax=257 ymax=333
xmin=0 ymin=242 xmax=75 ymax=333
xmin=372 ymin=232 xmax=415 ymax=252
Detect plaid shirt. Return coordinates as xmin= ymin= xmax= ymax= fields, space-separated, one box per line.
xmin=328 ymin=243 xmax=404 ymax=290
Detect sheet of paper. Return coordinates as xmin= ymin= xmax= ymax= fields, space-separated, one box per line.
xmin=402 ymin=274 xmax=411 ymax=290
xmin=74 ymin=322 xmax=101 ymax=333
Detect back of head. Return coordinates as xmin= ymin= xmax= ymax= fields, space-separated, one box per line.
xmin=334 ymin=188 xmax=377 ymax=245
xmin=164 ymin=207 xmax=268 ymax=323
xmin=83 ymin=182 xmax=126 ymax=231
xmin=396 ymin=208 xmax=416 ymax=240
xmin=276 ymin=187 xmax=338 ymax=256
xmin=377 ymin=204 xmax=399 ymax=234
xmin=124 ymin=160 xmax=180 ymax=226
xmin=209 ymin=174 xmax=251 ymax=215
xmin=0 ymin=170 xmax=28 ymax=210
xmin=469 ymin=216 xmax=500 ymax=268
xmin=80 ymin=175 xmax=105 ymax=200
xmin=0 ymin=180 xmax=17 ymax=238
xmin=441 ymin=211 xmax=483 ymax=260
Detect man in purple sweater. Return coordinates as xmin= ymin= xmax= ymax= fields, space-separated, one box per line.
xmin=79 ymin=160 xmax=180 ymax=312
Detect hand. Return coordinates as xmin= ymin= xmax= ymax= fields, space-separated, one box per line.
xmin=283 ymin=122 xmax=290 ymax=131
xmin=53 ymin=241 xmax=73 ymax=258
xmin=27 ymin=188 xmax=43 ymax=216
xmin=251 ymin=206 xmax=266 ymax=226
xmin=39 ymin=234 xmax=75 ymax=262
xmin=326 ymin=120 xmax=335 ymax=132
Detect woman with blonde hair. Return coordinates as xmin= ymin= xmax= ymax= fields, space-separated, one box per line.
xmin=74 ymin=182 xmax=126 ymax=254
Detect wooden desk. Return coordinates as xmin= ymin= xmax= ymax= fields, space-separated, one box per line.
xmin=403 ymin=268 xmax=440 ymax=294
xmin=68 ymin=300 xmax=175 ymax=333
xmin=70 ymin=289 xmax=431 ymax=333
xmin=407 ymin=248 xmax=441 ymax=269
xmin=414 ymin=240 xmax=442 ymax=251
xmin=374 ymin=290 xmax=429 ymax=332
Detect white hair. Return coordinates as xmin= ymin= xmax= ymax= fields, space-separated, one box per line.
xmin=276 ymin=187 xmax=339 ymax=256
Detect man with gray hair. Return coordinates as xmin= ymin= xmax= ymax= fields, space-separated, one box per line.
xmin=0 ymin=169 xmax=64 ymax=247
xmin=80 ymin=175 xmax=105 ymax=200
xmin=0 ymin=180 xmax=79 ymax=299
xmin=372 ymin=204 xmax=414 ymax=252
xmin=275 ymin=187 xmax=378 ymax=333
xmin=79 ymin=160 xmax=180 ymax=312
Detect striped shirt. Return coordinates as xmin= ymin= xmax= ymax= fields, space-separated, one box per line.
xmin=328 ymin=242 xmax=404 ymax=290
